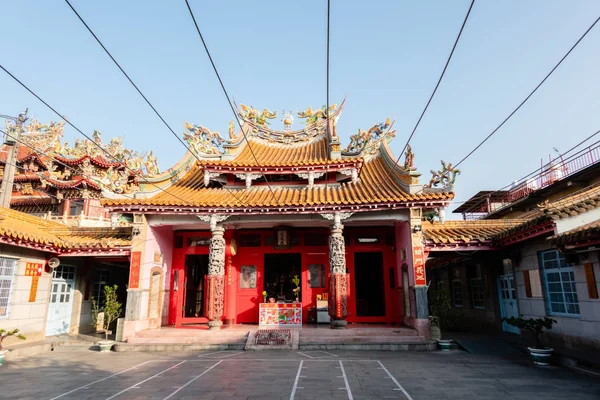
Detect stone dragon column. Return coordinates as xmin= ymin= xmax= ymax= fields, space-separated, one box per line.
xmin=325 ymin=212 xmax=352 ymax=329
xmin=198 ymin=214 xmax=228 ymax=330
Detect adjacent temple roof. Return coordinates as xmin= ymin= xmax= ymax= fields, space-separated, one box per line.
xmin=102 ymin=101 xmax=455 ymax=213
xmin=0 ymin=207 xmax=132 ymax=255
xmin=424 ymin=182 xmax=600 ymax=250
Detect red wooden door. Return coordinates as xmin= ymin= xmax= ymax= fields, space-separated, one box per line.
xmin=303 ymin=253 xmax=329 ymax=323
xmin=236 ymin=252 xmax=263 ymax=323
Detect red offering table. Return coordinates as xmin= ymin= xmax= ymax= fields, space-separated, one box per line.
xmin=259 ymin=303 xmax=302 ymax=327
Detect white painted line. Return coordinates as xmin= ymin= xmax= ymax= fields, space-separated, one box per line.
xmin=289 ymin=360 xmax=304 ymax=400
xmin=319 ymin=351 xmax=338 ymax=357
xmin=338 ymin=361 xmax=354 ymax=400
xmin=215 ymin=351 xmax=243 ymax=359
xmin=162 ymin=361 xmax=222 ymax=400
xmin=185 ymin=358 xmax=379 ymax=362
xmin=104 ymin=361 xmax=187 ymax=400
xmin=377 ymin=360 xmax=413 ymax=400
xmin=49 ymin=360 xmax=153 ymax=400
xmin=297 ymin=352 xmax=315 ymax=359
xmin=197 ymin=351 xmax=226 ymax=358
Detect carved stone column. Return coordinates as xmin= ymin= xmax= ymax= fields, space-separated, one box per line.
xmin=323 ymin=212 xmax=352 ymax=329
xmin=198 ymin=214 xmax=228 ymax=329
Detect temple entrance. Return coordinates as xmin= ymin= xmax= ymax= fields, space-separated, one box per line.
xmin=354 ymin=252 xmax=386 ymax=317
xmin=264 ymin=253 xmax=302 ymax=302
xmin=183 ymin=254 xmax=209 ymax=319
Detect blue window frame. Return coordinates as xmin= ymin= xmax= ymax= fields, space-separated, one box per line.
xmin=539 ymin=250 xmax=579 ymax=316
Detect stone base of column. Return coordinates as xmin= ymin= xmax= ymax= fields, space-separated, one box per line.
xmin=207 ymin=320 xmax=223 ymax=330
xmin=328 ymin=274 xmax=348 ymax=329
xmin=203 ymin=275 xmax=225 ymax=327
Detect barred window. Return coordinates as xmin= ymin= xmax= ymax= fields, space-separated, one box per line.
xmin=0 ymin=257 xmax=17 ymax=318
xmin=92 ymin=268 xmax=110 ymax=306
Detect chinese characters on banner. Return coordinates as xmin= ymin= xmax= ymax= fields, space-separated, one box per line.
xmin=25 ymin=262 xmax=43 ymax=276
xmin=25 ymin=263 xmax=43 ymax=302
xmin=413 ymin=246 xmax=427 ymax=286
xmin=129 ymin=252 xmax=142 ymax=289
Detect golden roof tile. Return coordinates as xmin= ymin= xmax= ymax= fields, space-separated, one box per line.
xmin=0 ymin=207 xmax=131 ymax=252
xmin=423 ymin=220 xmax=523 ymax=245
xmin=102 ymin=155 xmax=454 ymax=210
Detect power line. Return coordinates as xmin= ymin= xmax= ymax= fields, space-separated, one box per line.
xmin=384 ymin=0 xmax=475 ymax=182
xmin=64 ymin=0 xmax=252 ymax=208
xmin=325 ymin=0 xmax=331 ymax=193
xmin=453 ymin=14 xmax=600 ymax=169
xmin=183 ymin=0 xmax=279 ymax=205
xmin=0 ymin=64 xmax=199 ymax=208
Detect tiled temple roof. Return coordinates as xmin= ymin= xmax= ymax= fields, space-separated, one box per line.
xmin=102 ymin=155 xmax=453 ymax=211
xmin=198 ymin=137 xmax=352 ymax=168
xmin=423 ymin=220 xmax=522 ymax=247
xmin=0 ymin=207 xmax=131 ymax=254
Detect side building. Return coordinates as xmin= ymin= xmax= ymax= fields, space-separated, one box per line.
xmin=424 ymin=147 xmax=600 ymax=363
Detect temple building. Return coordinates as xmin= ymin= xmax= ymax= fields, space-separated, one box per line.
xmin=101 ymin=101 xmax=455 ymax=338
xmin=0 ymin=119 xmax=159 ymax=226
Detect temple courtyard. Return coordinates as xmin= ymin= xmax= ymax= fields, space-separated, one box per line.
xmin=1 ymin=350 xmax=598 ymax=400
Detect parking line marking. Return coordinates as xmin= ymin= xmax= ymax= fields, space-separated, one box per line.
xmin=289 ymin=360 xmax=304 ymax=400
xmin=216 ymin=351 xmax=243 ymax=359
xmin=162 ymin=361 xmax=222 ymax=400
xmin=377 ymin=360 xmax=413 ymax=400
xmin=197 ymin=351 xmax=226 ymax=358
xmin=338 ymin=361 xmax=353 ymax=400
xmin=104 ymin=361 xmax=187 ymax=400
xmin=297 ymin=352 xmax=315 ymax=359
xmin=49 ymin=360 xmax=153 ymax=400
xmin=320 ymin=351 xmax=338 ymax=357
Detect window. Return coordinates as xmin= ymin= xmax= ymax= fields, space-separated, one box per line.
xmin=451 ymin=268 xmax=463 ymax=307
xmin=308 ymin=264 xmax=326 ymax=288
xmin=92 ymin=268 xmax=109 ymax=305
xmin=53 ymin=265 xmax=75 ymax=280
xmin=0 ymin=257 xmax=17 ymax=317
xmin=240 ymin=265 xmax=257 ymax=289
xmin=470 ymin=265 xmax=485 ymax=309
xmin=540 ymin=250 xmax=580 ymax=316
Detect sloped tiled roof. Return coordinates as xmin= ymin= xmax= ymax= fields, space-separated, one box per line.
xmin=548 ymin=220 xmax=600 ymax=247
xmin=199 ymin=137 xmax=344 ymax=167
xmin=423 ymin=220 xmax=522 ymax=246
xmin=103 ymin=155 xmax=453 ymax=210
xmin=0 ymin=207 xmax=131 ymax=253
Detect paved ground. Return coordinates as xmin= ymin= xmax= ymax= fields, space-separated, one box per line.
xmin=1 ymin=349 xmax=599 ymax=400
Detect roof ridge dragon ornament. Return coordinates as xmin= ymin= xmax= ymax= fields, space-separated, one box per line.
xmin=184 ymin=123 xmax=227 ymax=155
xmin=342 ymin=118 xmax=393 ymax=155
xmin=297 ymin=104 xmax=337 ymax=125
xmin=423 ymin=161 xmax=460 ymax=191
xmin=239 ymin=104 xmax=277 ymax=126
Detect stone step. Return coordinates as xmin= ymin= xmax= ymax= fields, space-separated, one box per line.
xmin=127 ymin=336 xmax=247 ymax=344
xmin=299 ymin=335 xmax=427 ymax=344
xmin=298 ymin=341 xmax=436 ymax=351
xmin=113 ymin=342 xmax=245 ymax=352
xmin=134 ymin=329 xmax=250 ymax=338
xmin=300 ymin=328 xmax=418 ymax=337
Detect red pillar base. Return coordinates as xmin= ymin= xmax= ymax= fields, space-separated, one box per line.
xmin=204 ymin=275 xmax=225 ymax=326
xmin=328 ymin=274 xmax=348 ymax=329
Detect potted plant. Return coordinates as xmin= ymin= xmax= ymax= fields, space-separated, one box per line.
xmin=428 ymin=283 xmax=460 ymax=350
xmin=262 ymin=291 xmax=268 ymax=303
xmin=292 ymin=275 xmax=300 ymax=302
xmin=503 ymin=316 xmax=557 ymax=366
xmin=98 ymin=285 xmax=122 ymax=353
xmin=429 ymin=316 xmax=441 ymax=341
xmin=0 ymin=328 xmax=26 ymax=365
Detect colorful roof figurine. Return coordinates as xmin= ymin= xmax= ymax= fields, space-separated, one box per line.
xmin=1 ymin=118 xmax=161 ymax=212
xmin=102 ymin=100 xmax=455 ymax=214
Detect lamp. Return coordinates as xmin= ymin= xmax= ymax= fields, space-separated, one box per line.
xmin=437 ymin=208 xmax=446 ymax=224
xmin=413 ymin=225 xmax=422 ymax=233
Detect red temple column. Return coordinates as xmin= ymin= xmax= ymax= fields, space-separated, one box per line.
xmin=328 ymin=212 xmax=348 ymax=329
xmin=203 ymin=215 xmax=227 ymax=330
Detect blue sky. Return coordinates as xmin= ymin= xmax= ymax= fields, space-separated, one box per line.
xmin=1 ymin=1 xmax=599 ymax=214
